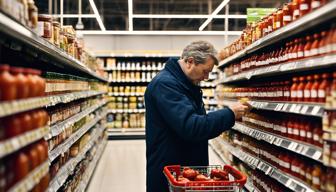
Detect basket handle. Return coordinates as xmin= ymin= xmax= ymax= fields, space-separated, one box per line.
xmin=224 ymin=165 xmax=247 ymax=187
xmin=163 ymin=165 xmax=181 ymax=182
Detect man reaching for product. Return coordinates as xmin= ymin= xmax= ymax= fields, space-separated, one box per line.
xmin=145 ymin=41 xmax=251 ymax=192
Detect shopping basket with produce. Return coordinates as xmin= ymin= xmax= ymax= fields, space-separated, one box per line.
xmin=163 ymin=165 xmax=246 ymax=192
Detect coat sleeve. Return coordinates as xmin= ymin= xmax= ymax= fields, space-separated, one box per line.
xmin=152 ymin=79 xmax=235 ymax=142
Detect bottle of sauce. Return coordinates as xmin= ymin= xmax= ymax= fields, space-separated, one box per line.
xmin=300 ymin=0 xmax=312 ymax=17
xmin=31 ymin=110 xmax=42 ymax=129
xmin=292 ymin=0 xmax=301 ymax=20
xmin=304 ymin=75 xmax=313 ymax=102
xmin=318 ymin=31 xmax=328 ymax=55
xmin=13 ymin=152 xmax=29 ymax=183
xmin=293 ymin=117 xmax=301 ymax=141
xmin=0 ymin=65 xmax=17 ymax=101
xmin=10 ymin=67 xmax=29 ymax=99
xmin=292 ymin=38 xmax=299 ymax=60
xmin=318 ymin=73 xmax=330 ymax=103
xmin=304 ymin=35 xmax=313 ymax=58
xmin=306 ymin=120 xmax=314 ymax=144
xmin=306 ymin=165 xmax=313 ymax=185
xmin=284 ymin=81 xmax=291 ymax=101
xmin=310 ymin=33 xmax=321 ymax=57
xmin=276 ymin=8 xmax=283 ymax=29
xmin=311 ymin=74 xmax=321 ymax=102
xmin=267 ymin=14 xmax=274 ymax=34
xmin=287 ymin=116 xmax=295 ymax=139
xmin=283 ymin=3 xmax=293 ymax=26
xmin=297 ymin=76 xmax=306 ymax=102
xmin=291 ymin=155 xmax=301 ymax=178
xmin=299 ymin=158 xmax=307 ymax=180
xmin=24 ymin=68 xmax=39 ymax=98
xmin=31 ymin=69 xmax=45 ymax=96
xmin=18 ymin=112 xmax=33 ymax=133
xmin=312 ymin=165 xmax=321 ymax=190
xmin=297 ymin=37 xmax=305 ymax=59
xmin=4 ymin=116 xmax=22 ymax=138
xmin=326 ymin=169 xmax=336 ymax=192
xmin=291 ymin=77 xmax=299 ymax=102
xmin=313 ymin=122 xmax=323 ymax=147
xmin=300 ymin=118 xmax=308 ymax=141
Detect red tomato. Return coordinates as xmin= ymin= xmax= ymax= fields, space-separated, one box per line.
xmin=194 ymin=174 xmax=210 ymax=181
xmin=182 ymin=169 xmax=198 ymax=180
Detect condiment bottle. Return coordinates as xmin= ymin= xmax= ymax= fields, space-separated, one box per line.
xmin=304 ymin=35 xmax=313 ymax=58
xmin=311 ymin=0 xmax=323 ymax=10
xmin=0 ymin=65 xmax=17 ymax=101
xmin=297 ymin=76 xmax=306 ymax=102
xmin=297 ymin=37 xmax=305 ymax=59
xmin=299 ymin=158 xmax=307 ymax=180
xmin=287 ymin=116 xmax=295 ymax=139
xmin=293 ymin=117 xmax=301 ymax=140
xmin=267 ymin=14 xmax=274 ymax=34
xmin=303 ymin=75 xmax=313 ymax=102
xmin=31 ymin=69 xmax=45 ymax=96
xmin=313 ymin=122 xmax=323 ymax=147
xmin=318 ymin=73 xmax=331 ymax=103
xmin=311 ymin=74 xmax=321 ymax=102
xmin=292 ymin=0 xmax=301 ymax=20
xmin=283 ymin=3 xmax=293 ymax=26
xmin=276 ymin=8 xmax=283 ymax=29
xmin=13 ymin=152 xmax=29 ymax=183
xmin=24 ymin=68 xmax=39 ymax=97
xmin=28 ymin=0 xmax=38 ymax=29
xmin=291 ymin=155 xmax=301 ymax=178
xmin=312 ymin=164 xmax=321 ymax=190
xmin=300 ymin=0 xmax=312 ymax=17
xmin=18 ymin=112 xmax=33 ymax=133
xmin=310 ymin=33 xmax=321 ymax=57
xmin=10 ymin=67 xmax=29 ymax=99
xmin=306 ymin=165 xmax=313 ymax=185
xmin=326 ymin=169 xmax=336 ymax=192
xmin=300 ymin=118 xmax=307 ymax=141
xmin=291 ymin=77 xmax=299 ymax=102
xmin=318 ymin=31 xmax=328 ymax=55
xmin=4 ymin=115 xmax=22 ymax=138
xmin=283 ymin=81 xmax=291 ymax=101
xmin=305 ymin=120 xmax=314 ymax=144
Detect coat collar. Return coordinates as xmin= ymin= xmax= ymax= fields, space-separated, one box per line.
xmin=164 ymin=57 xmax=200 ymax=92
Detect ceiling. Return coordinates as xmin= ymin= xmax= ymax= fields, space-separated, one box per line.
xmin=36 ymin=0 xmax=287 ymax=32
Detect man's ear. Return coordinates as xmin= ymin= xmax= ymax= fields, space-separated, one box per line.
xmin=186 ymin=57 xmax=194 ymax=69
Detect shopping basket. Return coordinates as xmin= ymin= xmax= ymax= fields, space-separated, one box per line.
xmin=163 ymin=165 xmax=247 ymax=192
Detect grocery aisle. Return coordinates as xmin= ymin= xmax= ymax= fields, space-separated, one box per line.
xmin=87 ymin=140 xmax=224 ymax=192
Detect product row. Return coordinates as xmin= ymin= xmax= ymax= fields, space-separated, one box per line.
xmin=219 ymin=0 xmax=332 ymax=60
xmin=107 ymin=113 xmax=145 ymax=129
xmin=108 ymin=71 xmax=158 ymax=82
xmin=241 ymin=111 xmax=323 ymax=147
xmin=108 ymin=96 xmax=145 ymax=110
xmin=0 ymin=139 xmax=49 ymax=191
xmin=104 ymin=58 xmax=165 ymax=71
xmin=224 ymin=131 xmax=334 ymax=191
xmin=108 ymin=86 xmax=147 ymax=95
xmin=217 ymin=72 xmax=334 ymax=105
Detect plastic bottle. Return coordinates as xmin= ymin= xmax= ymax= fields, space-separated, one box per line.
xmin=311 ymin=74 xmax=321 ymax=103
xmin=297 ymin=76 xmax=306 ymax=102
xmin=291 ymin=77 xmax=299 ymax=102
xmin=299 ymin=0 xmax=312 ymax=16
xmin=0 ymin=65 xmax=17 ymax=101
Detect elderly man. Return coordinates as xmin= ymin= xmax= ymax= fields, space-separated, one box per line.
xmin=145 ymin=41 xmax=250 ymax=192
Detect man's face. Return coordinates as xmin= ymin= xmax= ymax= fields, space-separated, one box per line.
xmin=185 ymin=56 xmax=215 ymax=84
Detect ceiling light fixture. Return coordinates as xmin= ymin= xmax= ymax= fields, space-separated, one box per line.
xmin=78 ymin=30 xmax=242 ymax=36
xmin=89 ymin=0 xmax=106 ymax=31
xmin=132 ymin=14 xmax=246 ymax=19
xmin=199 ymin=0 xmax=230 ymax=31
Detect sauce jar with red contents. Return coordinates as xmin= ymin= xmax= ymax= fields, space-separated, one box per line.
xmin=0 ymin=65 xmax=17 ymax=101
xmin=304 ymin=35 xmax=313 ymax=58
xmin=313 ymin=122 xmax=323 ymax=147
xmin=300 ymin=0 xmax=312 ymax=16
xmin=310 ymin=33 xmax=321 ymax=57
xmin=287 ymin=116 xmax=295 ymax=139
xmin=10 ymin=67 xmax=29 ymax=99
xmin=276 ymin=8 xmax=283 ymax=29
xmin=13 ymin=152 xmax=30 ymax=184
xmin=4 ymin=115 xmax=22 ymax=139
xmin=318 ymin=31 xmax=328 ymax=55
xmin=291 ymin=155 xmax=301 ymax=178
xmin=24 ymin=68 xmax=39 ymax=98
xmin=297 ymin=37 xmax=305 ymax=59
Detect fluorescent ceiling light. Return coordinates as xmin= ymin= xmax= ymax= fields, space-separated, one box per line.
xmin=128 ymin=0 xmax=133 ymax=31
xmin=133 ymin=14 xmax=246 ymax=19
xmin=78 ymin=30 xmax=242 ymax=36
xmin=53 ymin=14 xmax=96 ymax=18
xmin=89 ymin=0 xmax=106 ymax=31
xmin=199 ymin=0 xmax=230 ymax=31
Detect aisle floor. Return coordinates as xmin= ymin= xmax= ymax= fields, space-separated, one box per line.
xmin=87 ymin=140 xmax=224 ymax=192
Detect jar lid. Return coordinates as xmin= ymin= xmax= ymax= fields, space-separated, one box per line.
xmin=38 ymin=14 xmax=52 ymax=21
xmin=52 ymin=21 xmax=60 ymax=27
xmin=0 ymin=64 xmax=10 ymax=71
xmin=10 ymin=67 xmax=24 ymax=74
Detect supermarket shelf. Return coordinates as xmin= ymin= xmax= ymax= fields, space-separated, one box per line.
xmin=74 ymin=140 xmax=107 ymax=192
xmin=108 ymin=109 xmax=145 ymax=113
xmin=48 ymin=101 xmax=107 ymax=138
xmin=108 ymin=92 xmax=144 ymax=97
xmin=213 ymin=138 xmax=317 ymax=192
xmin=48 ymin=113 xmax=106 ymax=162
xmin=219 ymin=54 xmax=336 ymax=84
xmin=109 ymin=79 xmax=151 ymax=83
xmin=219 ymin=99 xmax=324 ymax=117
xmin=0 ymin=126 xmax=49 ymax=159
xmin=102 ymin=67 xmax=163 ymax=71
xmin=8 ymin=161 xmax=49 ymax=192
xmin=47 ymin=127 xmax=106 ymax=192
xmin=108 ymin=128 xmax=145 ymax=132
xmin=218 ymin=0 xmax=336 ymax=68
xmin=0 ymin=90 xmax=106 ymax=118
xmin=0 ymin=12 xmax=108 ymax=82
xmin=233 ymin=122 xmax=323 ymax=162
xmin=108 ymin=128 xmax=145 ymax=140
xmin=200 ymin=82 xmax=216 ymax=88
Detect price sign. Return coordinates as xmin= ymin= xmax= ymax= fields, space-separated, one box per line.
xmin=280 ymin=140 xmax=291 ymax=149
xmin=282 ymin=103 xmax=290 ymax=111
xmin=275 ymin=103 xmax=284 ymax=111
xmin=290 ymin=104 xmax=297 ymax=112
xmin=311 ymin=106 xmax=321 ymax=115
xmin=300 ymin=105 xmax=309 ymax=114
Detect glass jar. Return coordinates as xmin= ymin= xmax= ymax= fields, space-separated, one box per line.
xmin=27 ymin=0 xmax=38 ymax=29
xmin=292 ymin=0 xmax=301 ymax=20
xmin=283 ymin=3 xmax=293 ymax=26
xmin=37 ymin=14 xmax=52 ymax=40
xmin=53 ymin=21 xmax=61 ymax=47
xmin=300 ymin=0 xmax=312 ymax=17
xmin=276 ymin=8 xmax=283 ymax=29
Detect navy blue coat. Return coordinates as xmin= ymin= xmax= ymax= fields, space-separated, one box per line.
xmin=145 ymin=58 xmax=235 ymax=192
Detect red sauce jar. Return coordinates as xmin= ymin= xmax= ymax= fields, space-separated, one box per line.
xmin=10 ymin=67 xmax=29 ymax=99
xmin=0 ymin=65 xmax=17 ymax=101
xmin=318 ymin=73 xmax=331 ymax=103
xmin=297 ymin=37 xmax=305 ymax=59
xmin=310 ymin=33 xmax=321 ymax=57
xmin=18 ymin=112 xmax=33 ymax=133
xmin=300 ymin=0 xmax=312 ymax=16
xmin=4 ymin=115 xmax=22 ymax=138
xmin=24 ymin=68 xmax=39 ymax=98
xmin=313 ymin=122 xmax=323 ymax=147
xmin=276 ymin=9 xmax=284 ymax=29
xmin=318 ymin=31 xmax=328 ymax=55
xmin=291 ymin=155 xmax=301 ymax=178
xmin=311 ymin=74 xmax=321 ymax=102
xmin=305 ymin=120 xmax=314 ymax=144
xmin=13 ymin=152 xmax=29 ymax=183
xmin=292 ymin=0 xmax=301 ymax=20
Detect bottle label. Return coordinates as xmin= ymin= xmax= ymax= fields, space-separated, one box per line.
xmin=283 ymin=15 xmax=292 ymax=22
xmin=307 ymin=132 xmax=313 ymax=139
xmin=276 ymin=21 xmax=281 ymax=28
xmin=300 ymin=4 xmax=309 ymax=10
xmin=318 ymin=46 xmax=327 ymax=54
xmin=288 ymin=127 xmax=293 ymax=134
xmin=318 ymin=90 xmax=325 ymax=98
xmin=284 ymin=91 xmax=290 ymax=97
xmin=304 ymin=90 xmax=311 ymax=98
xmin=312 ymin=177 xmax=320 ymax=185
xmin=268 ymin=26 xmax=273 ymax=33
xmin=292 ymin=52 xmax=298 ymax=59
xmin=300 ymin=130 xmax=306 ymax=137
xmin=291 ymin=90 xmax=297 ymax=98
xmin=291 ymin=165 xmax=300 ymax=173
xmin=311 ymin=90 xmax=318 ymax=98
xmin=37 ymin=21 xmax=44 ymax=37
xmin=277 ymin=91 xmax=283 ymax=97
xmin=304 ymin=50 xmax=311 ymax=57
xmin=298 ymin=51 xmax=304 ymax=58
xmin=283 ymin=162 xmax=290 ymax=169
xmin=293 ymin=129 xmax=299 ymax=136
xmin=310 ymin=48 xmax=318 ymax=56
xmin=297 ymin=90 xmax=303 ymax=98
xmin=281 ymin=126 xmax=287 ymax=133
xmin=306 ymin=173 xmax=312 ymax=180
xmin=313 ymin=134 xmax=319 ymax=141
xmin=294 ymin=9 xmax=300 ymax=17
xmin=312 ymin=1 xmax=321 ymax=9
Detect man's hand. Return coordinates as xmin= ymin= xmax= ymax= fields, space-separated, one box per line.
xmin=228 ymin=102 xmax=251 ymax=120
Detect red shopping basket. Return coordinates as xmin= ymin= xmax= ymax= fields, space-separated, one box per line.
xmin=163 ymin=165 xmax=247 ymax=192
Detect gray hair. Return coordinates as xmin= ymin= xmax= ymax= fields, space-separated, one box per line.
xmin=181 ymin=41 xmax=218 ymax=65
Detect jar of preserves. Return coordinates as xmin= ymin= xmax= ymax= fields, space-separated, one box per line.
xmin=27 ymin=0 xmax=38 ymax=29
xmin=0 ymin=65 xmax=17 ymax=101
xmin=37 ymin=14 xmax=52 ymax=40
xmin=53 ymin=21 xmax=60 ymax=47
xmin=283 ymin=3 xmax=293 ymax=26
xmin=300 ymin=0 xmax=312 ymax=16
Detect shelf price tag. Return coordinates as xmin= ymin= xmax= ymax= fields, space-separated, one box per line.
xmin=273 ymin=138 xmax=282 ymax=146
xmin=289 ymin=142 xmax=298 ymax=150
xmin=282 ymin=103 xmax=290 ymax=111
xmin=280 ymin=140 xmax=291 ymax=149
xmin=290 ymin=104 xmax=297 ymax=112
xmin=300 ymin=105 xmax=309 ymax=114
xmin=275 ymin=103 xmax=284 ymax=111
xmin=311 ymin=106 xmax=321 ymax=116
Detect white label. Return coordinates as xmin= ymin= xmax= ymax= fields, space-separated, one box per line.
xmin=313 ymin=134 xmax=319 ymax=141
xmin=311 ymin=90 xmax=318 ymax=98
xmin=283 ymin=15 xmax=292 ymax=22
xmin=276 ymin=22 xmax=281 ymax=28
xmin=304 ymin=50 xmax=311 ymax=57
xmin=268 ymin=26 xmax=272 ymax=33
xmin=312 ymin=177 xmax=320 ymax=185
xmin=307 ymin=132 xmax=313 ymax=139
xmin=297 ymin=90 xmax=303 ymax=98
xmin=291 ymin=90 xmax=297 ymax=98
xmin=280 ymin=126 xmax=287 ymax=133
xmin=288 ymin=127 xmax=293 ymax=135
xmin=284 ymin=91 xmax=290 ymax=97
xmin=300 ymin=4 xmax=309 ymax=10
xmin=293 ymin=129 xmax=299 ymax=136
xmin=291 ymin=165 xmax=300 ymax=173
xmin=277 ymin=91 xmax=283 ymax=97
xmin=292 ymin=52 xmax=298 ymax=59
xmin=304 ymin=90 xmax=311 ymax=98
xmin=312 ymin=1 xmax=321 ymax=9
xmin=310 ymin=48 xmax=318 ymax=56
xmin=300 ymin=130 xmax=306 ymax=137
xmin=319 ymin=46 xmax=327 ymax=54
xmin=294 ymin=9 xmax=300 ymax=17
xmin=318 ymin=90 xmax=325 ymax=98
xmin=298 ymin=51 xmax=304 ymax=57
xmin=37 ymin=21 xmax=44 ymax=36
xmin=307 ymin=173 xmax=312 ymax=180
xmin=283 ymin=162 xmax=290 ymax=169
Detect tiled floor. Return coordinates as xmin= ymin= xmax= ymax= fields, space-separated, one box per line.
xmin=87 ymin=140 xmax=225 ymax=192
